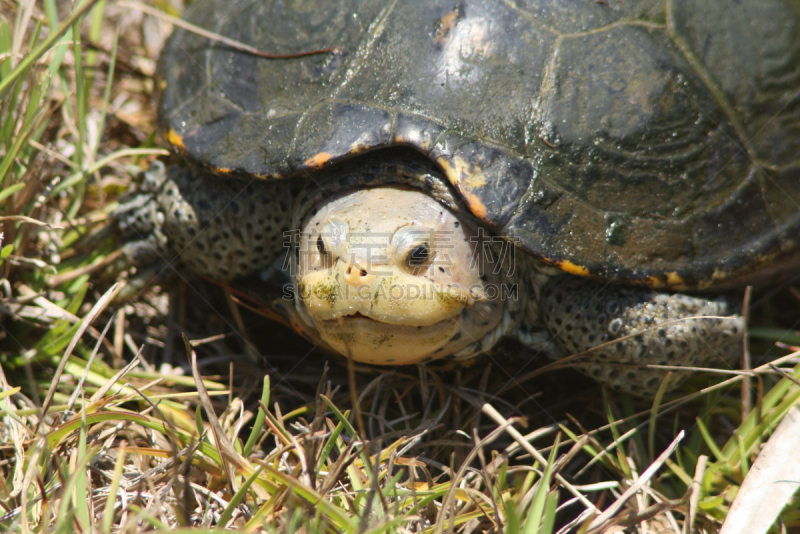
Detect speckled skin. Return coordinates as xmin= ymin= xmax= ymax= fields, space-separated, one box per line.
xmin=116 ymin=161 xmax=296 ymax=281
xmin=117 ymin=158 xmax=744 ymax=395
xmin=540 ymin=276 xmax=741 ymax=394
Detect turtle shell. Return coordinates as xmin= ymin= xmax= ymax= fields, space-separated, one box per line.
xmin=157 ymin=0 xmax=800 ymax=289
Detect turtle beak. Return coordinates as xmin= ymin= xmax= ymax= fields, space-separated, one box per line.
xmin=298 ymin=261 xmax=470 ymax=327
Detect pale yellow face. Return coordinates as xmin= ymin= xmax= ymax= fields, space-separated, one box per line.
xmin=294 ymin=186 xmax=505 ymax=365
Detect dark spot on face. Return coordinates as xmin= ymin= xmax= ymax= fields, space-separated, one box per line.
xmin=658 ymin=329 xmax=666 ymax=338
xmin=451 ymin=332 xmax=462 ymax=341
xmin=454 ymin=221 xmax=460 ymax=228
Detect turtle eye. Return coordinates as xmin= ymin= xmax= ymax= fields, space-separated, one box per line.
xmin=313 ymin=220 xmax=348 ymax=269
xmin=407 ymin=243 xmax=430 ymax=267
xmin=315 ymin=234 xmax=333 ymax=268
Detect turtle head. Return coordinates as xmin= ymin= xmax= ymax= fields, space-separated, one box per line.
xmin=294 ymin=186 xmax=506 ymax=365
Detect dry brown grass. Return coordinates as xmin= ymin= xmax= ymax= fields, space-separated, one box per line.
xmin=1 ymin=1 xmax=799 ymax=532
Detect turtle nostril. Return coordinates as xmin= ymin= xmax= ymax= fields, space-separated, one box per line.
xmin=346 ymin=266 xmax=352 ymax=275
xmin=360 ymin=269 xmax=367 ymax=277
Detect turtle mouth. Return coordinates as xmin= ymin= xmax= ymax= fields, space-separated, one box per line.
xmin=313 ymin=314 xmax=463 ymax=365
xmin=321 ymin=310 xmax=452 ymax=328
xmin=314 ymin=304 xmax=464 ymax=327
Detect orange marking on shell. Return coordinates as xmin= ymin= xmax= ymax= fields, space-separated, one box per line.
xmin=166 ymin=128 xmax=185 ymax=151
xmin=665 ymin=271 xmax=688 ymax=290
xmin=558 ymin=260 xmax=590 ymax=277
xmin=463 ymin=191 xmax=488 ymax=220
xmin=433 ymin=8 xmax=460 ymax=44
xmin=395 ymin=133 xmax=434 ymax=151
xmin=304 ymin=152 xmax=334 ymax=168
xmin=647 ymin=273 xmax=687 ymax=290
xmin=666 ymin=272 xmax=684 ymax=286
xmin=213 ymin=166 xmax=232 ymax=174
xmin=437 ymin=155 xmax=489 ymax=219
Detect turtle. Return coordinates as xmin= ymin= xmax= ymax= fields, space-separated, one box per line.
xmin=116 ymin=0 xmax=800 ymax=395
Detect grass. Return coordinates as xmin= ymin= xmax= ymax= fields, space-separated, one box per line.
xmin=1 ymin=1 xmax=800 ymax=532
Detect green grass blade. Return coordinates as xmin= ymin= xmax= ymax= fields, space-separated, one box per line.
xmin=0 ymin=0 xmax=103 ymax=96
xmin=243 ymin=375 xmax=270 ymax=457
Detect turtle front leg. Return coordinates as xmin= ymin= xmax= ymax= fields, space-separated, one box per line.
xmin=115 ymin=162 xmax=295 ymax=282
xmin=539 ymin=276 xmax=743 ymax=396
